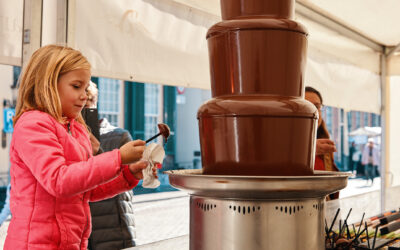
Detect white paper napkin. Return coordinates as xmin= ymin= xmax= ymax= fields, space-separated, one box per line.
xmin=142 ymin=143 xmax=165 ymax=188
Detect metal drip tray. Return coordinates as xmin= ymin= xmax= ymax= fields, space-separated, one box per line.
xmin=165 ymin=169 xmax=352 ymax=199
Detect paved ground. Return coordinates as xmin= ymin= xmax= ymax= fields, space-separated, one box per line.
xmin=0 ymin=176 xmax=381 ymax=248
xmin=340 ymin=175 xmax=380 ymax=198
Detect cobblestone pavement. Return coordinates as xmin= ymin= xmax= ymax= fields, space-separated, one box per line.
xmin=340 ymin=175 xmax=380 ymax=198
xmin=0 ymin=178 xmax=381 ymax=249
xmin=133 ymin=192 xmax=189 ymax=246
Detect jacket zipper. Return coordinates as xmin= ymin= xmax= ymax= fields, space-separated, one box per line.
xmin=67 ymin=121 xmax=90 ymax=159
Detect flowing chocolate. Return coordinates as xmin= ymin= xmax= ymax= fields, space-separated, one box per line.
xmin=197 ymin=0 xmax=318 ymax=176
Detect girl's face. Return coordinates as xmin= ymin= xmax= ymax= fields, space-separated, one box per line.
xmin=305 ymin=91 xmax=323 ymax=127
xmin=57 ymin=69 xmax=90 ymax=119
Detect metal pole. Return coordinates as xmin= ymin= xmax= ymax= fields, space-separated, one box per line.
xmin=56 ymin=0 xmax=68 ymax=44
xmin=21 ymin=0 xmax=43 ymax=68
xmin=380 ymin=51 xmax=387 ymax=212
xmin=67 ymin=0 xmax=76 ymax=47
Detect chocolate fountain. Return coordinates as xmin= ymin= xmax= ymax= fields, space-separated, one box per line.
xmin=199 ymin=0 xmax=316 ymax=176
xmin=166 ymin=0 xmax=350 ymax=249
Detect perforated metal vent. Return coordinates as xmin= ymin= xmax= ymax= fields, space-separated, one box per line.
xmin=228 ymin=205 xmax=261 ymax=215
xmin=196 ymin=201 xmax=217 ymax=212
xmin=313 ymin=203 xmax=324 ymax=211
xmin=275 ymin=205 xmax=304 ymax=215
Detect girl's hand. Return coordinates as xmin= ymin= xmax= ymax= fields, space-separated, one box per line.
xmin=128 ymin=161 xmax=148 ymax=180
xmin=128 ymin=161 xmax=158 ymax=180
xmin=119 ymin=140 xmax=146 ymax=164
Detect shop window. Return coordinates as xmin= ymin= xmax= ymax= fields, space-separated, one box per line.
xmin=144 ymin=84 xmax=161 ymax=140
xmin=97 ymin=78 xmax=121 ymax=127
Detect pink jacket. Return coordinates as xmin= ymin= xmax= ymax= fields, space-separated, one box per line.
xmin=5 ymin=111 xmax=139 ymax=250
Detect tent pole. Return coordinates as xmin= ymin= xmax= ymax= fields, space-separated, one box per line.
xmin=66 ymin=0 xmax=76 ymax=47
xmin=386 ymin=42 xmax=400 ymax=60
xmin=21 ymin=0 xmax=68 ymax=67
xmin=56 ymin=0 xmax=67 ymax=44
xmin=21 ymin=0 xmax=43 ymax=68
xmin=380 ymin=51 xmax=388 ymax=212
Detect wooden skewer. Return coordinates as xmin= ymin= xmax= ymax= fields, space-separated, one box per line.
xmin=365 ymin=221 xmax=370 ymax=249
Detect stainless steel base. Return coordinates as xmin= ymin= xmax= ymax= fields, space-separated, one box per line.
xmin=166 ymin=169 xmax=351 ymax=250
xmin=190 ymin=196 xmax=325 ymax=250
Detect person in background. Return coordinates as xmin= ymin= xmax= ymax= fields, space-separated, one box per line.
xmin=361 ymin=138 xmax=380 ymax=185
xmin=85 ymin=82 xmax=150 ymax=250
xmin=83 ymin=81 xmax=101 ymax=154
xmin=85 ymin=81 xmax=98 ymax=108
xmin=349 ymin=141 xmax=357 ymax=174
xmin=5 ymin=45 xmax=151 ymax=249
xmin=305 ymin=86 xmax=339 ymax=199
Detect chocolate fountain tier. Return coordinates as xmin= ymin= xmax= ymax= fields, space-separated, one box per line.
xmin=199 ymin=0 xmax=313 ymax=177
xmin=197 ymin=95 xmax=317 ymax=117
xmin=198 ymin=95 xmax=318 ymax=176
xmin=221 ymin=0 xmax=295 ymax=20
xmin=207 ymin=19 xmax=307 ymax=97
xmin=166 ymin=169 xmax=350 ymax=250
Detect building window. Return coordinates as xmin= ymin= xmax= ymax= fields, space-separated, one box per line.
xmin=144 ymin=83 xmax=162 ymax=140
xmin=97 ymin=78 xmax=121 ymax=127
xmin=13 ymin=67 xmax=21 ymax=88
xmin=325 ymin=106 xmax=332 ymax=135
xmin=347 ymin=112 xmax=352 ymax=132
xmin=364 ymin=112 xmax=369 ymax=127
xmin=355 ymin=112 xmax=360 ymax=128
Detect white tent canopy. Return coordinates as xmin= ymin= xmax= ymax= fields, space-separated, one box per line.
xmin=0 ymin=0 xmax=393 ymax=114
xmin=349 ymin=127 xmax=382 ymax=137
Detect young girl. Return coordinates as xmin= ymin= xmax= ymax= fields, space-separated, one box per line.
xmin=5 ymin=45 xmax=151 ymax=250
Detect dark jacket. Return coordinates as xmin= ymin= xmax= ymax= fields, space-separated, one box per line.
xmin=88 ymin=126 xmax=136 ymax=250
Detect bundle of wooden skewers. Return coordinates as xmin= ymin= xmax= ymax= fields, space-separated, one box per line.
xmin=325 ymin=208 xmax=400 ymax=249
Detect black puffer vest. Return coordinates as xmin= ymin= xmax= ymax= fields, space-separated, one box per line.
xmin=88 ymin=128 xmax=136 ymax=250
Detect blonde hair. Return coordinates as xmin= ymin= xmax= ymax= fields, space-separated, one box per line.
xmin=14 ymin=45 xmax=91 ymax=125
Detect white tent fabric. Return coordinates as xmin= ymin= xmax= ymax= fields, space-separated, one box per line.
xmin=0 ymin=0 xmax=23 ymax=66
xmin=388 ymin=56 xmax=400 ymax=75
xmin=71 ymin=0 xmax=217 ymax=89
xmin=299 ymin=0 xmax=400 ymax=46
xmin=306 ymin=49 xmax=380 ymax=113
